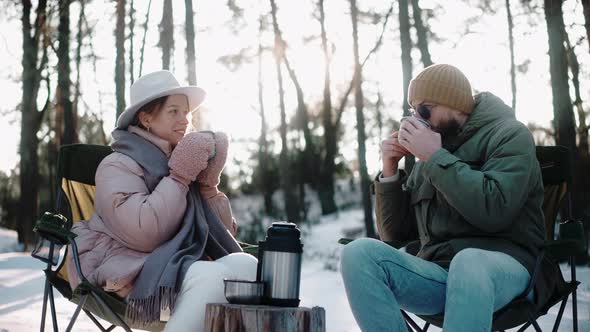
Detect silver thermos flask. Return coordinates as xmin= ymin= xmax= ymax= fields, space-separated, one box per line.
xmin=256 ymin=222 xmax=303 ymax=307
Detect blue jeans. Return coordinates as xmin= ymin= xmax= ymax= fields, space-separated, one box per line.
xmin=340 ymin=238 xmax=532 ymax=332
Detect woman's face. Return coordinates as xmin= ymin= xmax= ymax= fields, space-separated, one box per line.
xmin=140 ymin=94 xmax=191 ymax=146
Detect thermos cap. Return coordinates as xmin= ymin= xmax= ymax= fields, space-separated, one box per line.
xmin=260 ymin=222 xmax=303 ymax=253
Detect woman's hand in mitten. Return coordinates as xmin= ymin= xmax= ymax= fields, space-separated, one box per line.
xmin=168 ymin=132 xmax=215 ymax=186
xmin=197 ymin=132 xmax=228 ymax=188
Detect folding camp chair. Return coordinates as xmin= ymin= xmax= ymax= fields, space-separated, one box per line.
xmin=32 ymin=143 xmax=258 ymax=332
xmin=404 ymin=146 xmax=585 ymax=332
xmin=31 ymin=144 xmax=157 ymax=332
xmin=340 ymin=145 xmax=585 ymax=331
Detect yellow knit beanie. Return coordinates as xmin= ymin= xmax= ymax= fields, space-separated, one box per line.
xmin=408 ymin=64 xmax=475 ymax=114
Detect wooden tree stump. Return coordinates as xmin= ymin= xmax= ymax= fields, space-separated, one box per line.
xmin=204 ymin=303 xmax=326 ymax=332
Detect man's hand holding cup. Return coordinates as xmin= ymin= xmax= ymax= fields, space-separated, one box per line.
xmin=398 ymin=116 xmax=441 ymax=162
xmin=381 ymin=131 xmax=410 ymax=177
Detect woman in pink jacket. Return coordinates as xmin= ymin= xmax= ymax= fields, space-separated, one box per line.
xmin=66 ymin=70 xmax=257 ymax=331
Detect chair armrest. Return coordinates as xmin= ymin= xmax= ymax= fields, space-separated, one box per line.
xmin=33 ymin=212 xmax=76 ymax=245
xmin=33 ymin=212 xmax=90 ymax=285
xmin=32 ymin=212 xmax=76 ymax=266
xmin=68 ymin=236 xmax=91 ymax=285
xmin=547 ymin=219 xmax=588 ymax=258
xmin=543 ymin=239 xmax=586 ymax=260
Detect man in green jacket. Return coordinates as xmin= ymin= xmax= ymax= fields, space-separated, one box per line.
xmin=340 ymin=64 xmax=549 ymax=331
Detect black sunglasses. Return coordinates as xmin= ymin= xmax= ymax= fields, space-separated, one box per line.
xmin=415 ymin=104 xmax=432 ymax=119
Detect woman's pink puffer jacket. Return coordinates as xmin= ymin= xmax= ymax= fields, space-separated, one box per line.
xmin=66 ymin=127 xmax=237 ymax=297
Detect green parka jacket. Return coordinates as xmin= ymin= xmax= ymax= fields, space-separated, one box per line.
xmin=374 ymin=92 xmax=563 ymax=311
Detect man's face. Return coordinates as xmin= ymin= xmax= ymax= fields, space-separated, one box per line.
xmin=412 ymin=103 xmax=462 ymax=139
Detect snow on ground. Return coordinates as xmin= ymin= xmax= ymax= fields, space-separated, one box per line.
xmin=1 ymin=208 xmax=589 ymax=331
xmin=0 ymin=228 xmax=19 ymax=253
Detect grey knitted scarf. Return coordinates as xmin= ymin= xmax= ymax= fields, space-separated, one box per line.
xmin=111 ymin=129 xmax=242 ymax=326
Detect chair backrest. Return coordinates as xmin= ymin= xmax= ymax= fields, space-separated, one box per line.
xmin=535 ymin=145 xmax=571 ymax=241
xmin=54 ymin=144 xmax=113 ymax=282
xmin=47 ymin=144 xmax=165 ymax=331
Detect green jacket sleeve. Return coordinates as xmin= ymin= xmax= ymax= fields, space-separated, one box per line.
xmin=373 ymin=170 xmax=418 ymax=244
xmin=422 ymin=126 xmax=537 ymax=233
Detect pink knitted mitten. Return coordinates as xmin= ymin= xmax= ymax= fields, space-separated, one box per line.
xmin=168 ymin=132 xmax=215 ymax=186
xmin=197 ymin=132 xmax=228 ymax=187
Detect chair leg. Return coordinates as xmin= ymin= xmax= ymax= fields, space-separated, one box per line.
xmin=570 ymin=256 xmax=578 ymax=332
xmin=516 ymin=322 xmax=531 ymax=332
xmin=84 ymin=309 xmax=117 ymax=332
xmin=553 ymin=295 xmax=569 ymax=332
xmin=91 ymin=292 xmax=132 ymax=332
xmin=84 ymin=310 xmax=109 ymax=332
xmin=66 ymin=294 xmax=88 ymax=332
xmin=526 ymin=309 xmax=542 ymax=332
xmin=83 ymin=310 xmax=117 ymax=332
xmin=40 ymin=277 xmax=50 ymax=332
xmin=47 ymin=282 xmax=58 ymax=332
xmin=572 ymin=289 xmax=578 ymax=332
xmin=40 ymin=274 xmax=60 ymax=332
xmin=401 ymin=310 xmax=425 ymax=332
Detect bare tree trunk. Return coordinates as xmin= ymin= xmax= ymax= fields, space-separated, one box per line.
xmin=283 ymin=58 xmax=312 ymax=153
xmin=376 ymin=90 xmax=384 ymax=141
xmin=334 ymin=2 xmax=394 ymax=130
xmin=139 ymin=0 xmax=152 ymax=77
xmin=58 ymin=0 xmax=84 ymax=210
xmin=399 ymin=0 xmax=415 ymax=172
xmin=78 ymin=4 xmax=107 ymax=146
xmin=159 ymin=0 xmax=174 ymax=70
xmin=129 ymin=0 xmax=135 ymax=84
xmin=115 ymin=0 xmax=126 ymax=119
xmin=410 ymin=0 xmax=432 ymax=67
xmin=582 ymin=0 xmax=590 ymax=53
xmin=301 ymin=1 xmax=394 ymax=218
xmin=317 ymin=0 xmax=337 ymax=215
xmin=269 ymin=5 xmax=315 ymax=192
xmin=185 ymin=0 xmax=197 ymax=85
xmin=269 ymin=2 xmax=310 ymax=222
xmin=544 ymin=0 xmax=578 ymax=217
xmin=565 ymin=32 xmax=589 ymax=155
xmin=543 ymin=0 xmax=576 ymax=152
xmin=19 ymin=0 xmax=49 ymax=247
xmin=74 ymin=0 xmax=85 ymax=128
xmin=270 ymin=0 xmax=300 ymax=223
xmin=257 ymin=13 xmax=274 ymax=216
xmin=53 ymin=0 xmax=75 ymax=214
xmin=184 ymin=0 xmax=201 ymax=127
xmin=78 ymin=9 xmax=107 ymax=146
xmin=58 ymin=0 xmax=76 ymax=145
xmin=506 ymin=0 xmax=516 ymax=111
xmin=350 ymin=0 xmax=375 ymax=238
xmin=282 ymin=58 xmax=315 ymax=194
xmin=564 ymin=28 xmax=590 ymax=241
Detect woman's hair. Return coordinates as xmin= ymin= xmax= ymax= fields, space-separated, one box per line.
xmin=130 ymin=96 xmax=169 ymax=129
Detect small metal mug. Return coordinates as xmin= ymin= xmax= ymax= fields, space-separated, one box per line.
xmin=223 ymin=279 xmax=265 ymax=305
xmin=401 ymin=115 xmax=431 ymax=129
